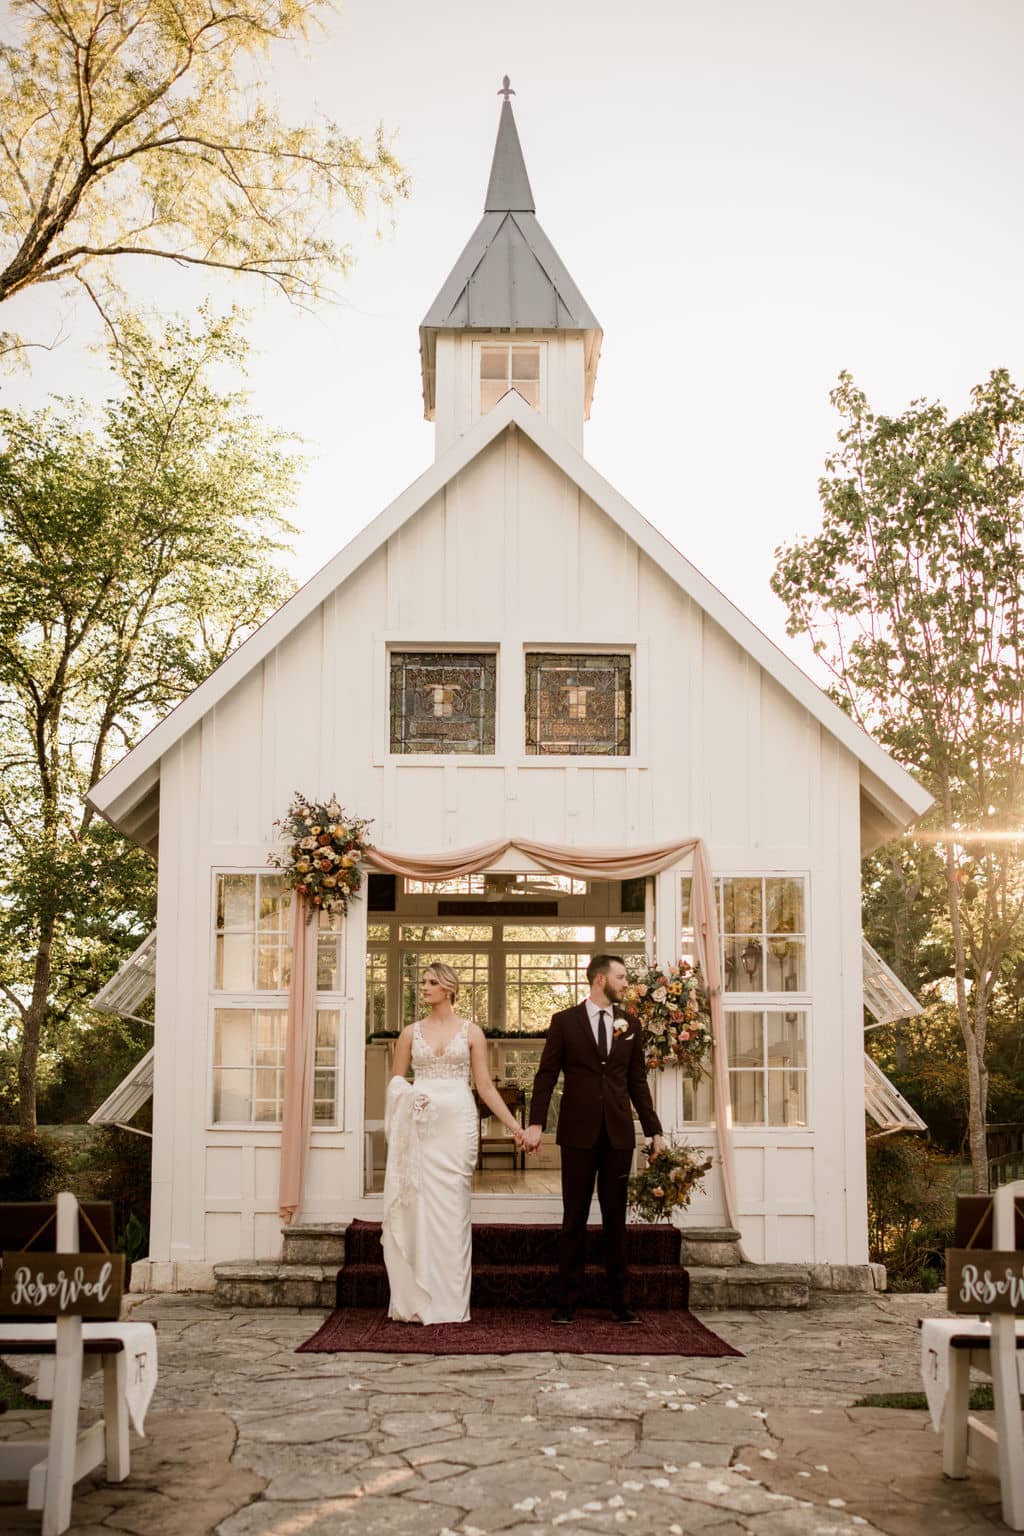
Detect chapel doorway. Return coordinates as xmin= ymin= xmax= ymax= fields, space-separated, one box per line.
xmin=361 ymin=871 xmax=649 ymax=1195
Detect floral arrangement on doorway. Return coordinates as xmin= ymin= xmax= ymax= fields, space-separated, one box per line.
xmin=268 ymin=793 xmax=373 ymax=920
xmin=623 ymin=959 xmax=712 ymax=1076
xmin=627 ymin=1141 xmax=713 ymax=1223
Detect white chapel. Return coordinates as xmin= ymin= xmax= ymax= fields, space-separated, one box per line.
xmin=88 ymin=87 xmax=931 ymax=1292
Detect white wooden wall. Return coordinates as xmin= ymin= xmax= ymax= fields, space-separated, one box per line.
xmin=150 ymin=428 xmax=867 ymax=1274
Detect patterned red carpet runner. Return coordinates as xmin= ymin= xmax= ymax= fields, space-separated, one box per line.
xmin=297 ymin=1306 xmax=740 ymax=1356
xmin=296 ymin=1220 xmax=741 ymax=1357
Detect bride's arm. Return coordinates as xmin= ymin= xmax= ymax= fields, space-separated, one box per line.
xmin=468 ymin=1025 xmax=523 ymax=1136
xmin=390 ymin=1026 xmax=413 ymax=1080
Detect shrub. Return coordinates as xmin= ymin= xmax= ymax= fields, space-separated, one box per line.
xmin=866 ymin=1133 xmax=957 ymax=1289
xmin=0 ymin=1128 xmax=73 ymax=1200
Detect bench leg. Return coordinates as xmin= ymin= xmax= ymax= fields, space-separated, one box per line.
xmin=991 ymin=1316 xmax=1024 ymax=1530
xmin=41 ymin=1317 xmax=83 ymax=1536
xmin=103 ymin=1352 xmax=130 ymax=1482
xmin=942 ymin=1346 xmax=971 ymax=1478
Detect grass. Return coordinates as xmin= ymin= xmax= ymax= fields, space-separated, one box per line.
xmin=854 ymin=1386 xmax=1023 ymax=1411
xmin=0 ymin=1359 xmax=39 ymax=1410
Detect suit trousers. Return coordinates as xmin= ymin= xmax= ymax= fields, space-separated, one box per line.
xmin=558 ymin=1119 xmax=635 ymax=1309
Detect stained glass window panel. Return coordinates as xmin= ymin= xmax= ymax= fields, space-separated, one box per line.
xmin=525 ymin=653 xmax=631 ymax=756
xmin=390 ymin=652 xmax=497 ymax=755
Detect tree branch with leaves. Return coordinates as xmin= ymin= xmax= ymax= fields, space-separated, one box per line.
xmin=0 ymin=0 xmax=409 ymax=355
xmin=773 ymin=369 xmax=1024 ymax=1191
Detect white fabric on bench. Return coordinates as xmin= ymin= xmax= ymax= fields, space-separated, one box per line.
xmin=921 ymin=1317 xmax=1024 ymax=1431
xmin=0 ymin=1321 xmax=157 ymax=1435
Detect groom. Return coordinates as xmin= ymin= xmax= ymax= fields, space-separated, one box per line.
xmin=523 ymin=955 xmax=664 ymax=1324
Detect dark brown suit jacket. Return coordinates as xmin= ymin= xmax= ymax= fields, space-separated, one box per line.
xmin=528 ymin=1002 xmax=663 ymax=1151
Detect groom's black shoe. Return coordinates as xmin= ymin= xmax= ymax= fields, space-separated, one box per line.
xmin=611 ymin=1305 xmax=641 ymax=1324
xmin=551 ymin=1306 xmax=576 ymax=1324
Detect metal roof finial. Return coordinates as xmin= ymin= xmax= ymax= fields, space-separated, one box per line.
xmin=498 ymin=75 xmax=515 ymax=101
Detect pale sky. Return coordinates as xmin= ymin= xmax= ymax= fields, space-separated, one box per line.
xmin=5 ymin=0 xmax=1024 ymax=661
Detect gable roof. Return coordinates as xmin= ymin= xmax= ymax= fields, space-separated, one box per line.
xmin=87 ymin=390 xmax=932 ymax=853
xmin=420 ymin=95 xmax=602 ymax=419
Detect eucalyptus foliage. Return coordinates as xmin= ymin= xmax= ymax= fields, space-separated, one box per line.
xmin=0 ymin=308 xmax=298 ymax=1127
xmin=773 ymin=370 xmax=1024 ymax=1189
xmin=0 ymin=0 xmax=408 ymax=356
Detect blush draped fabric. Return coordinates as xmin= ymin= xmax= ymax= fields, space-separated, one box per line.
xmin=278 ymin=893 xmax=319 ymax=1223
xmin=278 ymin=835 xmax=741 ymax=1248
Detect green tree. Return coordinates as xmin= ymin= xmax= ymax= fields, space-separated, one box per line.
xmin=0 ymin=308 xmax=298 ymax=1128
xmin=0 ymin=0 xmax=408 ymax=356
xmin=773 ymin=370 xmax=1024 ymax=1190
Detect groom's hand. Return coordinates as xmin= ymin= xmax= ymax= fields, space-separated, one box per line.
xmin=649 ymin=1135 xmax=665 ymax=1159
xmin=522 ymin=1124 xmax=543 ymax=1153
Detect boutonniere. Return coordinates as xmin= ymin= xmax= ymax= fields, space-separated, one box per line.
xmin=612 ymin=1018 xmax=630 ymax=1038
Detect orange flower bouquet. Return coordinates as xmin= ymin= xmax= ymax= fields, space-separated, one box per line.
xmin=623 ymin=959 xmax=712 ymax=1077
xmin=627 ymin=1141 xmax=713 ymax=1223
xmin=269 ymin=793 xmax=372 ymax=920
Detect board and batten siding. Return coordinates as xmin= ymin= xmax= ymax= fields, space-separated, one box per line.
xmin=149 ymin=427 xmax=866 ymax=1274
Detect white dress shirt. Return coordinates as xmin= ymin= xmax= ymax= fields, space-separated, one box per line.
xmin=584 ymin=997 xmax=615 ymax=1051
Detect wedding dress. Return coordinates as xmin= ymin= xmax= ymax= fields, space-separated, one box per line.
xmin=381 ymin=1019 xmax=478 ymax=1323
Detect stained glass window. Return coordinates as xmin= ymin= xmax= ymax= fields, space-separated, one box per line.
xmin=390 ymin=652 xmax=497 ymax=755
xmin=524 ymin=652 xmax=631 ymax=756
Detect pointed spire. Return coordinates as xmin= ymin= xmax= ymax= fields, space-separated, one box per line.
xmin=484 ymin=78 xmax=535 ymax=213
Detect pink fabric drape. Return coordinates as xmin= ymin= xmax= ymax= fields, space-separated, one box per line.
xmin=278 ymin=892 xmax=319 ymax=1224
xmin=279 ymin=836 xmax=741 ymax=1242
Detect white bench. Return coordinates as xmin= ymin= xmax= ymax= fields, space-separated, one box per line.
xmin=923 ymin=1180 xmax=1024 ymax=1531
xmin=0 ymin=1191 xmax=157 ymax=1536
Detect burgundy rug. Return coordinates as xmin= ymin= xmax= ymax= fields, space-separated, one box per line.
xmin=296 ymin=1307 xmax=741 ymax=1356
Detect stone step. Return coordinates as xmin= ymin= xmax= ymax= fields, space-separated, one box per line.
xmin=213 ymin=1261 xmax=336 ymax=1309
xmin=678 ymin=1228 xmax=743 ymax=1268
xmin=688 ymin=1265 xmax=811 ymax=1310
xmin=280 ymin=1223 xmax=348 ymax=1266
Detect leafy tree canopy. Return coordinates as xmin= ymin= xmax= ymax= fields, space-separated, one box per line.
xmin=0 ymin=307 xmax=299 ymax=1126
xmin=0 ymin=0 xmax=409 ymax=356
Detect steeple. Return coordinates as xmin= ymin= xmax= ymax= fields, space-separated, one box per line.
xmin=484 ymin=80 xmax=535 ymax=212
xmin=420 ymin=81 xmax=602 ymax=440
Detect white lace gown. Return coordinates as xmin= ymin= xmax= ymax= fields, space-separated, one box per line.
xmin=381 ymin=1019 xmax=478 ymax=1324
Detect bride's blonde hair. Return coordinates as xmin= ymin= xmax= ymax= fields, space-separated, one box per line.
xmin=424 ymin=960 xmax=459 ymax=1003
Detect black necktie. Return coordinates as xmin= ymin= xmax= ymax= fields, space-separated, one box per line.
xmin=597 ymin=1009 xmax=609 ymax=1061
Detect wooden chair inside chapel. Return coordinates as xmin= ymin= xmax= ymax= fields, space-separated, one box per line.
xmin=0 ymin=1191 xmax=156 ymax=1536
xmin=930 ymin=1180 xmax=1024 ymax=1531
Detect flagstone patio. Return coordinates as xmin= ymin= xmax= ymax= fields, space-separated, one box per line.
xmin=0 ymin=1291 xmax=1008 ymax=1535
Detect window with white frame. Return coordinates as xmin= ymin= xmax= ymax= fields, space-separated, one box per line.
xmin=680 ymin=873 xmax=809 ymax=1127
xmin=480 ymin=343 xmax=541 ymax=413
xmin=211 ymin=873 xmax=342 ymax=1126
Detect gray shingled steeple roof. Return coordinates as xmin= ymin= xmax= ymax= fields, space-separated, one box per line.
xmin=420 ymin=86 xmax=602 ymax=419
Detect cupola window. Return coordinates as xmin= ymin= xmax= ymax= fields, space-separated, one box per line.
xmin=480 ymin=343 xmax=541 ymax=413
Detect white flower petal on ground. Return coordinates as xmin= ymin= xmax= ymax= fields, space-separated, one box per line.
xmin=541 ymin=1446 xmax=558 ymax=1456
xmin=669 ymin=1526 xmax=683 ymax=1535
xmin=815 ymin=1463 xmax=830 ymax=1472
xmin=570 ymin=1426 xmax=587 ymax=1434
xmin=828 ymin=1498 xmax=847 ymax=1508
xmin=608 ymin=1495 xmax=625 ymax=1508
xmin=583 ymin=1501 xmax=604 ymax=1511
xmin=513 ymin=1498 xmax=539 ymax=1512
xmin=798 ymin=1471 xmax=812 ymax=1478
xmin=733 ymin=1463 xmax=750 ymax=1472
xmin=650 ymin=1478 xmax=670 ymax=1488
xmin=725 ymin=1399 xmax=738 ymax=1408
xmin=667 ymin=1403 xmax=682 ymax=1411
xmin=622 ymin=1481 xmax=644 ymax=1491
xmin=759 ymin=1449 xmax=778 ymax=1460
xmin=706 ymin=1480 xmax=730 ymax=1495
xmin=808 ymin=1407 xmax=824 ymax=1414
xmin=682 ymin=1403 xmax=697 ymax=1412
xmin=687 ymin=1462 xmax=702 ymax=1469
xmin=662 ymin=1464 xmax=678 ymax=1472
xmin=550 ymin=1491 xmax=567 ymax=1502
xmin=520 ymin=1414 xmax=535 ymax=1422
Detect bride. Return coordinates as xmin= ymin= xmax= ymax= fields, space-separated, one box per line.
xmin=382 ymin=961 xmax=524 ymax=1324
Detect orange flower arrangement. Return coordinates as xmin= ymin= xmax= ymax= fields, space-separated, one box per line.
xmin=623 ymin=959 xmax=712 ymax=1078
xmin=269 ymin=793 xmax=372 ymax=921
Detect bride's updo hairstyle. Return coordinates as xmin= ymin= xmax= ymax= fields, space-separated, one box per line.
xmin=425 ymin=961 xmax=459 ymax=1004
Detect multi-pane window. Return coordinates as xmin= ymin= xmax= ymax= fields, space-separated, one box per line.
xmin=213 ymin=1007 xmax=286 ymax=1123
xmin=719 ymin=877 xmax=806 ymax=995
xmin=403 ymin=874 xmax=588 ymax=897
xmin=400 ymin=948 xmax=490 ymax=1029
xmin=679 ymin=873 xmax=809 ymax=1128
xmin=525 ymin=652 xmax=632 ymax=756
xmin=480 ymin=343 xmax=541 ymax=412
xmin=215 ymin=873 xmax=292 ymax=991
xmin=366 ymin=948 xmax=389 ymax=1037
xmin=680 ymin=875 xmax=807 ymax=996
xmin=390 ymin=652 xmax=497 ymax=755
xmin=726 ymin=1010 xmax=808 ymax=1126
xmin=212 ymin=872 xmax=342 ymax=1126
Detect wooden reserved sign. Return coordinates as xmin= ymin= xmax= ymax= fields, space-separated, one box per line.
xmin=0 ymin=1251 xmax=124 ymax=1319
xmin=946 ymin=1248 xmax=1024 ymax=1315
